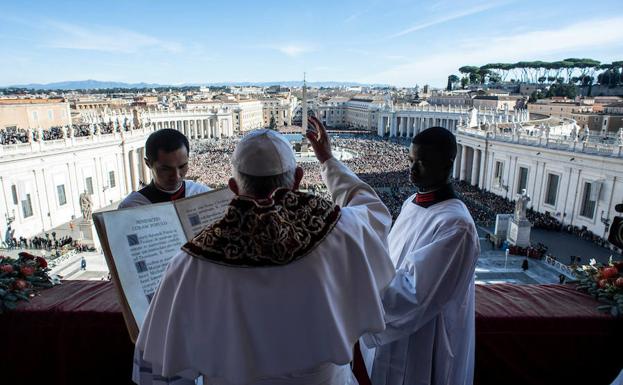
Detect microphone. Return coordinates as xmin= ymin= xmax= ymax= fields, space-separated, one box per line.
xmin=616 ymin=203 xmax=623 ymax=213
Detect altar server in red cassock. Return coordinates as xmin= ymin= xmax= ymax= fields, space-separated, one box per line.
xmin=362 ymin=127 xmax=480 ymax=385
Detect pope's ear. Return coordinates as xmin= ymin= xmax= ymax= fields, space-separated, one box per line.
xmin=293 ymin=167 xmax=304 ymax=190
xmin=228 ymin=178 xmax=240 ymax=195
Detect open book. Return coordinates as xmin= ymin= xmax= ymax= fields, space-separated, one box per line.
xmin=93 ymin=188 xmax=235 ymax=342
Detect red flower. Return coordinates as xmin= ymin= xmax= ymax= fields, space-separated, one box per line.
xmin=13 ymin=279 xmax=28 ymax=290
xmin=18 ymin=252 xmax=35 ymax=261
xmin=602 ymin=267 xmax=619 ymax=279
xmin=598 ymin=279 xmax=609 ymax=288
xmin=0 ymin=264 xmax=14 ymax=273
xmin=20 ymin=265 xmax=35 ymax=277
xmin=35 ymin=256 xmax=47 ymax=269
xmin=615 ymin=277 xmax=623 ymax=288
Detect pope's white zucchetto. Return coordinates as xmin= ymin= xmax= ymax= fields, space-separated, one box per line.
xmin=231 ymin=129 xmax=297 ymax=177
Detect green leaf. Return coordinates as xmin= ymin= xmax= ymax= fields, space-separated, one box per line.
xmin=14 ymin=292 xmax=30 ymax=301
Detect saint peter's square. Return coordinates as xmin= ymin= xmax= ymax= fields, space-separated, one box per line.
xmin=1 ymin=1 xmax=623 ymax=384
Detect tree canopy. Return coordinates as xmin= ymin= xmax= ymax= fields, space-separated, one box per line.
xmin=449 ymin=59 xmax=623 ymax=91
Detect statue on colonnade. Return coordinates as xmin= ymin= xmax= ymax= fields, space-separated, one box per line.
xmin=514 ymin=189 xmax=530 ymax=221
xmin=79 ymin=190 xmax=93 ymax=221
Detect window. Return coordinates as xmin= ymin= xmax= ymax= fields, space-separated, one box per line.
xmin=21 ymin=194 xmax=33 ymax=218
xmin=109 ymin=171 xmax=116 ymax=188
xmin=580 ymin=182 xmax=596 ymax=219
xmin=48 ymin=110 xmax=53 ymax=120
xmin=11 ymin=185 xmax=18 ymax=205
xmin=517 ymin=167 xmax=528 ymax=194
xmin=85 ymin=177 xmax=94 ymax=195
xmin=57 ymin=185 xmax=67 ymax=206
xmin=32 ymin=111 xmax=38 ymax=120
xmin=544 ymin=174 xmax=560 ymax=206
xmin=494 ymin=161 xmax=504 ymax=184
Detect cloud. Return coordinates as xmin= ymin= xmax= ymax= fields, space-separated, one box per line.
xmin=367 ymin=16 xmax=623 ymax=86
xmin=389 ymin=1 xmax=511 ymax=39
xmin=45 ymin=21 xmax=183 ymax=54
xmin=265 ymin=43 xmax=316 ymax=57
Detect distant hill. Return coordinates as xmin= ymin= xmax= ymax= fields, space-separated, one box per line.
xmin=4 ymin=79 xmax=390 ymax=90
xmin=6 ymin=80 xmax=171 ymax=90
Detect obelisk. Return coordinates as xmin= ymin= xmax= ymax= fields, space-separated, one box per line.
xmin=302 ymin=73 xmax=307 ymax=134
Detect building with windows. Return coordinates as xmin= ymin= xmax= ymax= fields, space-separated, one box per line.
xmin=0 ymin=98 xmax=72 ymax=130
xmin=454 ymin=120 xmax=623 ymax=237
xmin=315 ymin=97 xmax=383 ymax=130
xmin=224 ymin=100 xmax=265 ymax=133
xmin=0 ymin=108 xmax=236 ymax=239
xmin=261 ymin=97 xmax=293 ymax=127
xmin=527 ymin=98 xmax=623 ymax=132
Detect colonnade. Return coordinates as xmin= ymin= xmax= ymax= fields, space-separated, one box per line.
xmin=151 ymin=118 xmax=226 ymax=140
xmin=377 ymin=114 xmax=462 ymax=137
xmin=454 ymin=143 xmax=487 ymax=188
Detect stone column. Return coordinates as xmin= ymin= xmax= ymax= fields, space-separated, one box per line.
xmin=453 ymin=144 xmax=462 ymax=179
xmin=141 ymin=147 xmax=150 ymax=185
xmin=133 ymin=150 xmax=142 ymax=191
xmin=479 ymin=148 xmax=486 ymax=188
xmin=471 ymin=149 xmax=480 ymax=186
xmin=403 ymin=117 xmax=409 ymax=137
xmin=377 ymin=116 xmax=384 ymax=136
xmin=122 ymin=150 xmax=131 ymax=195
xmin=128 ymin=149 xmax=137 ymax=191
xmin=459 ymin=145 xmax=468 ymax=181
xmin=390 ymin=116 xmax=397 ymax=137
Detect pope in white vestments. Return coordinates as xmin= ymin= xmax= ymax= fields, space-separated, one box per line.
xmin=362 ymin=127 xmax=480 ymax=385
xmin=133 ymin=122 xmax=395 ymax=385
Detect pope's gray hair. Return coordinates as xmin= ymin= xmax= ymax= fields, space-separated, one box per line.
xmin=233 ymin=168 xmax=296 ymax=198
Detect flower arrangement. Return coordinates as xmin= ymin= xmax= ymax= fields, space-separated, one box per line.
xmin=576 ymin=257 xmax=623 ymax=317
xmin=0 ymin=252 xmax=60 ymax=313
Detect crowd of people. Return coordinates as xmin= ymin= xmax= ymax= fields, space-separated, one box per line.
xmin=0 ymin=121 xmax=131 ymax=145
xmin=453 ymin=180 xmax=561 ymax=229
xmin=187 ymin=134 xmax=412 ymax=219
xmin=0 ymin=126 xmax=30 ymax=144
xmin=3 ymin=228 xmax=74 ymax=252
xmin=187 ymin=132 xmax=615 ymax=249
xmin=453 ymin=180 xmax=613 ymax=250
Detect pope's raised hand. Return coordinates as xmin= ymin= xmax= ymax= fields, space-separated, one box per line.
xmin=305 ymin=116 xmax=333 ymax=164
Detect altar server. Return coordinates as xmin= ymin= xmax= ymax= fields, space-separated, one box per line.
xmin=362 ymin=127 xmax=480 ymax=385
xmin=133 ymin=119 xmax=395 ymax=385
xmin=119 ymin=129 xmax=209 ymax=209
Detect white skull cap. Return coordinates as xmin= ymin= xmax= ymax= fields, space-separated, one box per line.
xmin=231 ymin=129 xmax=297 ymax=176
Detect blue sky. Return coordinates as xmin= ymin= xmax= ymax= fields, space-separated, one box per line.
xmin=1 ymin=0 xmax=622 ymax=87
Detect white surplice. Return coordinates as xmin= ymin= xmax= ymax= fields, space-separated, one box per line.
xmin=118 ymin=180 xmax=210 ymax=209
xmin=133 ymin=158 xmax=396 ymax=385
xmin=362 ymin=194 xmax=480 ymax=385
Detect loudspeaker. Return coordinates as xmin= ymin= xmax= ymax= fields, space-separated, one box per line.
xmin=608 ymin=216 xmax=623 ymax=249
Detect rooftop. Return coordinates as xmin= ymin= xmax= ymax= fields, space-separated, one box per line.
xmin=0 ymin=98 xmax=66 ymax=105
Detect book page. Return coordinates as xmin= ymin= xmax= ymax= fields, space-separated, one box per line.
xmin=175 ymin=188 xmax=235 ymax=239
xmin=97 ymin=203 xmax=187 ymax=328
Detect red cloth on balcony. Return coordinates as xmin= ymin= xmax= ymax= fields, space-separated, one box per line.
xmin=0 ymin=280 xmax=134 ymax=385
xmin=474 ymin=284 xmax=622 ymax=385
xmin=1 ymin=281 xmax=622 ymax=385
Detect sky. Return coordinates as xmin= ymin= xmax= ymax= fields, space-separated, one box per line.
xmin=1 ymin=0 xmax=623 ymax=87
